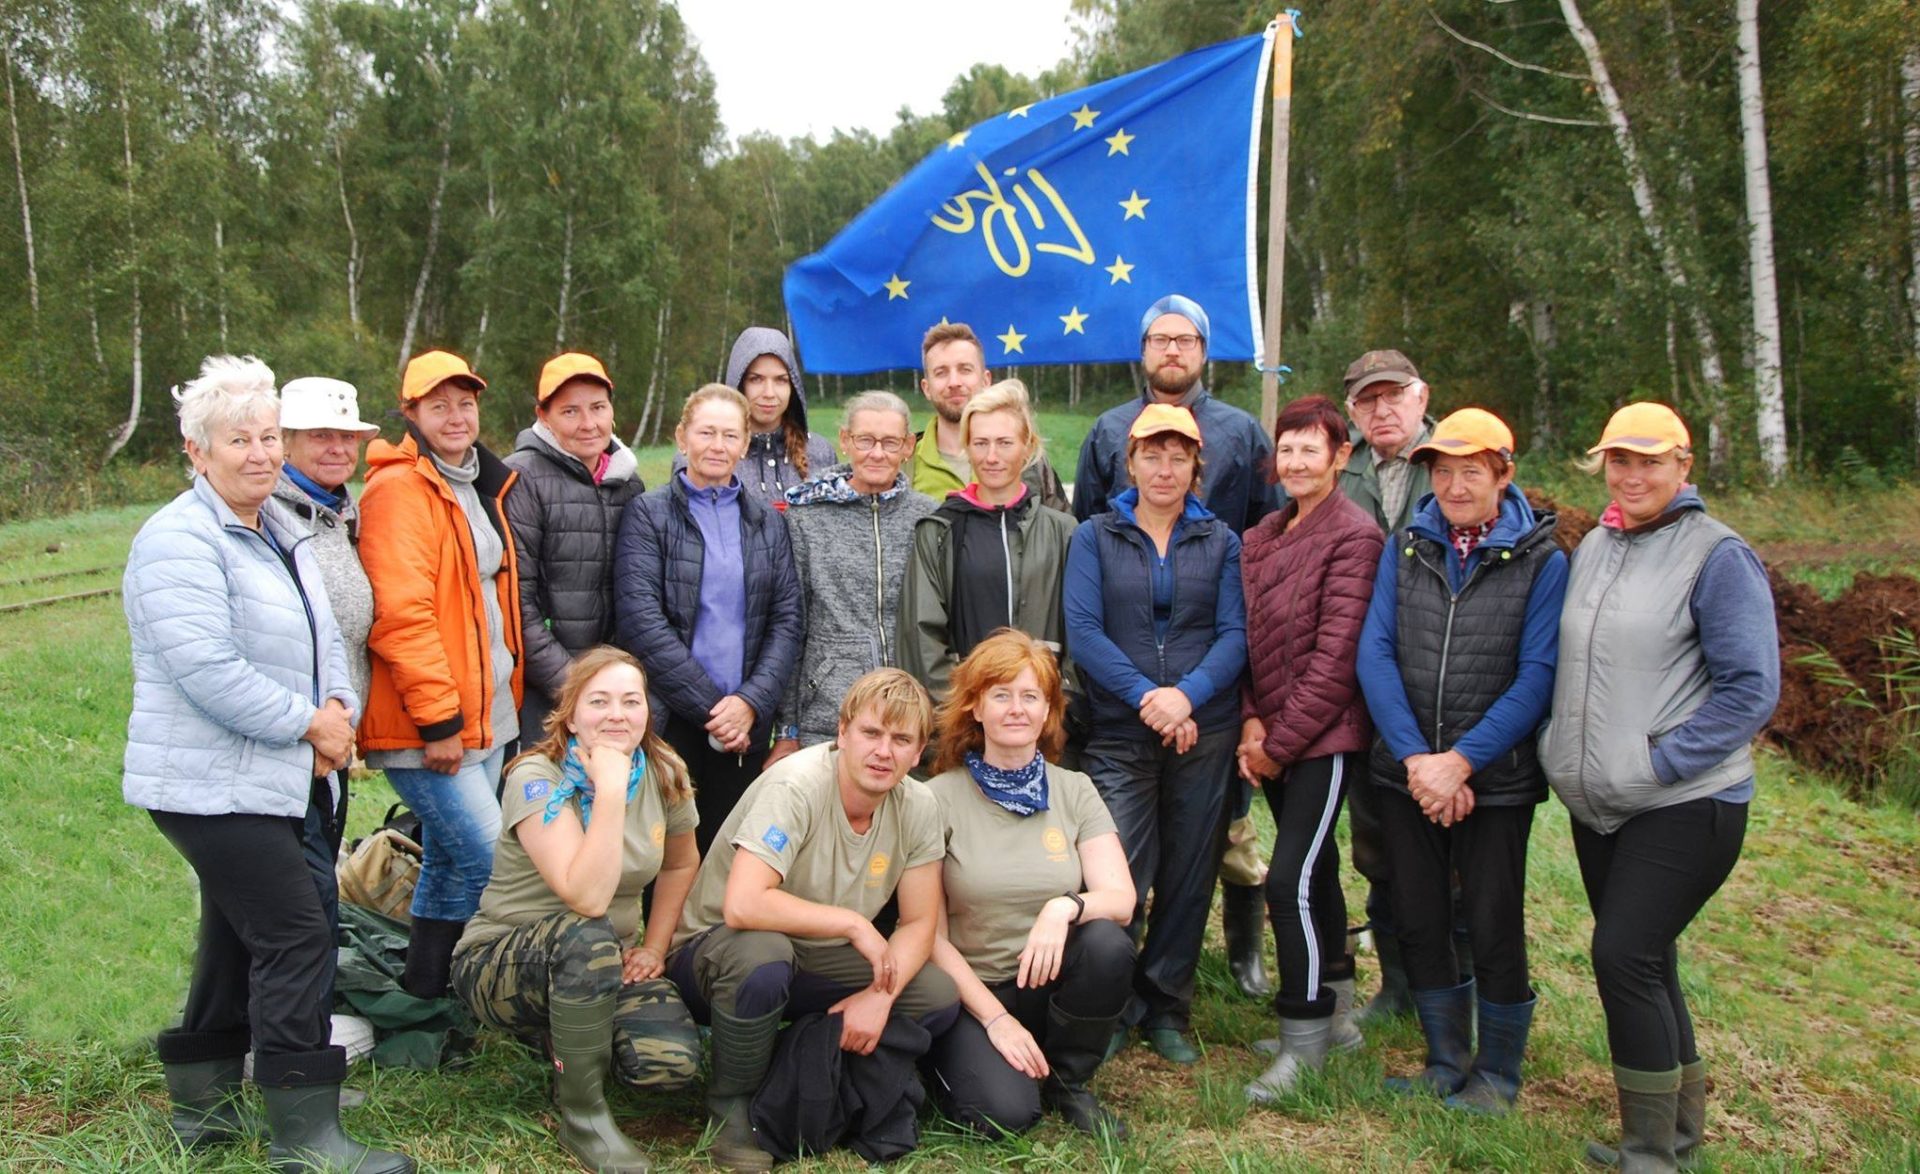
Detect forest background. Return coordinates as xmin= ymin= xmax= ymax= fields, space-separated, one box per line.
xmin=0 ymin=0 xmax=1916 ymax=520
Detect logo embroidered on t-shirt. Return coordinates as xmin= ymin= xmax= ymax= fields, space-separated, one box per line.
xmin=523 ymin=779 xmax=551 ymax=802
xmin=762 ymin=826 xmax=790 ymax=852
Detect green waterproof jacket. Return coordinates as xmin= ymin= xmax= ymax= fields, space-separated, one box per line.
xmin=1338 ymin=417 xmax=1436 ymax=534
xmin=898 ymin=489 xmax=1079 ymax=705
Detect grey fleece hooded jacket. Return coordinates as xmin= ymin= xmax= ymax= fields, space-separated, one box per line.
xmin=672 ymin=326 xmax=837 ymax=505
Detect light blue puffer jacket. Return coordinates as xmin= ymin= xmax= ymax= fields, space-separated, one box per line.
xmin=122 ymin=476 xmax=356 ymax=817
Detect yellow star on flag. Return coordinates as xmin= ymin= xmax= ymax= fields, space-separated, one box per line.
xmin=997 ymin=324 xmax=1027 ymax=354
xmin=1070 ymin=104 xmax=1099 ymax=130
xmin=1105 ymin=255 xmax=1135 ymax=284
xmin=884 ymin=274 xmax=910 ymax=300
xmin=1007 ymin=104 xmax=1033 ymax=118
xmin=945 ymin=129 xmax=970 ymax=151
xmin=1119 ymin=191 xmax=1150 ymax=220
xmin=1059 ymin=307 xmax=1089 ymax=335
xmin=1104 ymin=128 xmax=1134 ymax=156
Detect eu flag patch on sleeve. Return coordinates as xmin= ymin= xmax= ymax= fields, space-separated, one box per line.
xmin=523 ymin=779 xmax=551 ymax=802
xmin=762 ymin=826 xmax=790 ymax=852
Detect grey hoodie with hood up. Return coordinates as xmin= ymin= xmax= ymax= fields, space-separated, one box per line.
xmin=672 ymin=326 xmax=837 ymax=505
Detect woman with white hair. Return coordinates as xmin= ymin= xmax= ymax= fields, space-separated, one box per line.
xmin=766 ymin=390 xmax=937 ymax=763
xmin=123 ymin=355 xmax=411 ymax=1172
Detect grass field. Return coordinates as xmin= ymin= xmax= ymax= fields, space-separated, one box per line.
xmin=3 ymin=468 xmax=1919 ymax=1170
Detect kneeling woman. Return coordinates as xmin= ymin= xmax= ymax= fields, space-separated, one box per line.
xmin=452 ymin=647 xmax=702 ymax=1174
xmin=925 ymin=631 xmax=1136 ymax=1137
xmin=1355 ymin=408 xmax=1568 ymax=1114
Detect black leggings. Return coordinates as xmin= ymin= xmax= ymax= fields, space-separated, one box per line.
xmin=1377 ymin=786 xmax=1535 ymax=1005
xmin=1572 ymin=797 xmax=1747 ymax=1072
xmin=665 ymin=715 xmax=769 ymax=859
xmin=1261 ymin=753 xmax=1355 ymax=1019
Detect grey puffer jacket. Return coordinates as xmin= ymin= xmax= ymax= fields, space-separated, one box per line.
xmin=505 ymin=425 xmax=644 ymax=701
xmin=270 ymin=471 xmax=374 ymax=706
xmin=671 ymin=326 xmax=838 ymax=505
xmin=778 ymin=466 xmax=936 ymax=745
xmin=123 ymin=477 xmax=355 ymax=818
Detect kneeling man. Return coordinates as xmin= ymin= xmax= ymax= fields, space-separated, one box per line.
xmin=669 ymin=668 xmax=957 ymax=1172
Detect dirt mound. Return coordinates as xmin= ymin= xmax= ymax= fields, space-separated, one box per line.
xmin=1525 ymin=488 xmax=1596 ymax=554
xmin=1769 ymin=569 xmax=1920 ymax=786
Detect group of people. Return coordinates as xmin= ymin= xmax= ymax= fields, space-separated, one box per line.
xmin=122 ymin=291 xmax=1778 ymax=1174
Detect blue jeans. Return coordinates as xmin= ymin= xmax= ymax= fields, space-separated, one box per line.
xmin=383 ymin=749 xmax=505 ymax=922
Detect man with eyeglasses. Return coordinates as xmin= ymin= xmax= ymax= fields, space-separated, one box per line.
xmin=1071 ymin=294 xmax=1280 ymax=1009
xmin=766 ymin=391 xmax=937 ymax=766
xmin=908 ymin=322 xmax=1071 ymax=512
xmin=1339 ymin=349 xmax=1438 ymax=535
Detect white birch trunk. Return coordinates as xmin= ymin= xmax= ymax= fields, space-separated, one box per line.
xmin=104 ymin=84 xmax=142 ymax=464
xmin=1737 ymin=0 xmax=1788 ymax=480
xmin=1902 ymin=45 xmax=1920 ymax=463
xmin=86 ymin=263 xmax=105 ymax=369
xmin=397 ymin=121 xmax=452 ymax=373
xmin=3 ymin=41 xmax=37 ymax=319
xmin=1560 ymin=0 xmax=1730 ymax=466
xmin=213 ymin=217 xmax=229 ymax=349
xmin=333 ymin=136 xmax=361 ymax=333
xmin=554 ymin=205 xmax=574 ymax=350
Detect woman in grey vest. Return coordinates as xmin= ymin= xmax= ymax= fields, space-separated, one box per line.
xmin=1354 ymin=408 xmax=1567 ymax=1115
xmin=1540 ymin=404 xmax=1778 ymax=1173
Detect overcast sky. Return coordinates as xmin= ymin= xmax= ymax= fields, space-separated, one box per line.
xmin=677 ymin=0 xmax=1084 ymax=142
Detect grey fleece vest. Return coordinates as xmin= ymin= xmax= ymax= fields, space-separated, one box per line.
xmin=1540 ymin=510 xmax=1751 ymax=834
xmin=1368 ymin=516 xmax=1557 ymax=805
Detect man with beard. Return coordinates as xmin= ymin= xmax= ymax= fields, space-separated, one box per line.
xmin=1070 ymin=294 xmax=1279 ymax=1006
xmin=908 ymin=322 xmax=1070 ymax=513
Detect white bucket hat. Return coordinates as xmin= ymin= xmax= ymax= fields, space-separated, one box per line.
xmin=279 ymin=377 xmax=380 ymax=436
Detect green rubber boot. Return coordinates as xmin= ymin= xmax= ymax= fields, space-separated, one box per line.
xmin=549 ymin=992 xmax=651 ymax=1173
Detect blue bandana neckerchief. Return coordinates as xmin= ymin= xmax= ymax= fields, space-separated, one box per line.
xmin=544 ymin=738 xmax=647 ymax=829
xmin=964 ymin=750 xmax=1050 ymax=817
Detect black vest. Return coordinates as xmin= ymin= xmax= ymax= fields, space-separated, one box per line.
xmin=1369 ymin=513 xmax=1558 ymax=806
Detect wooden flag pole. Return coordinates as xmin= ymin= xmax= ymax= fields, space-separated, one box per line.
xmin=1259 ymin=12 xmax=1296 ymax=435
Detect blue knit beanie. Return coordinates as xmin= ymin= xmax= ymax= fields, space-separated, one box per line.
xmin=1139 ymin=294 xmax=1210 ymax=347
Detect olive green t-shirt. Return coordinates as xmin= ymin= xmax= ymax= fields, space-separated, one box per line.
xmin=457 ymin=753 xmax=698 ymax=954
xmin=928 ymin=762 xmax=1119 ymax=985
xmin=673 ymin=742 xmax=944 ymax=966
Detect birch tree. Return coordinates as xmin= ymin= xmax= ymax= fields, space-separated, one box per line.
xmin=1736 ymin=0 xmax=1788 ymax=480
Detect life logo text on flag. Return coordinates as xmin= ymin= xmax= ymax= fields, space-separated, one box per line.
xmin=783 ymin=30 xmax=1276 ymax=374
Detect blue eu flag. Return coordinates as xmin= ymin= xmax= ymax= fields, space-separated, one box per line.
xmin=784 ymin=30 xmax=1275 ymax=374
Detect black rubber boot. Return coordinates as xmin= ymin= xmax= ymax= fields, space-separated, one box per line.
xmin=1040 ymin=1000 xmax=1127 ymax=1138
xmin=156 ymin=1029 xmax=258 ymax=1148
xmin=1585 ymin=1064 xmax=1681 ymax=1172
xmin=1356 ymin=932 xmax=1414 ymax=1024
xmin=258 ymin=1047 xmax=412 ymax=1174
xmin=705 ymin=1006 xmax=780 ymax=1173
xmin=1384 ymin=980 xmax=1474 ymax=1097
xmin=549 ymin=993 xmax=651 ymax=1173
xmin=401 ymin=916 xmax=465 ymax=999
xmin=1444 ymin=992 xmax=1535 ymax=1114
xmin=1588 ymin=1061 xmax=1699 ymax=1170
xmin=1222 ymin=883 xmax=1273 ymax=1000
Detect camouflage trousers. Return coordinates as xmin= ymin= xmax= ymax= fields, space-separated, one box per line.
xmin=451 ymin=911 xmax=701 ymax=1090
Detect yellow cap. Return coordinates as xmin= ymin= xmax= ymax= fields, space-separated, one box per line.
xmin=1128 ymin=403 xmax=1203 ymax=445
xmin=400 ymin=350 xmax=486 ymax=403
xmin=1411 ymin=407 xmax=1514 ymax=463
xmin=1588 ymin=402 xmax=1690 ymax=455
xmin=537 ymin=352 xmax=613 ymax=404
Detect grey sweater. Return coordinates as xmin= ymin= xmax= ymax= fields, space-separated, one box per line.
xmin=270 ymin=472 xmax=374 ymax=707
xmin=777 ymin=466 xmax=935 ymax=744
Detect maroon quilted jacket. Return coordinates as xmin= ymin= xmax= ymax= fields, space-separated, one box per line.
xmin=1241 ymin=486 xmax=1385 ymax=767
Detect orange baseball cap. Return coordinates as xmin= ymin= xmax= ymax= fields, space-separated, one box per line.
xmin=1411 ymin=407 xmax=1514 ymax=463
xmin=1588 ymin=402 xmax=1690 ymax=455
xmin=1129 ymin=403 xmax=1203 ymax=445
xmin=537 ymin=352 xmax=613 ymax=404
xmin=400 ymin=350 xmax=486 ymax=403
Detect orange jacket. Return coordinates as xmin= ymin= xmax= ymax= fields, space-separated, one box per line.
xmin=358 ymin=430 xmax=524 ymax=751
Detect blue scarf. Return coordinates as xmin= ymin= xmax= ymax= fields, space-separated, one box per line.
xmin=284 ymin=464 xmax=349 ymax=514
xmin=964 ymin=750 xmax=1049 ymax=817
xmin=544 ymin=738 xmax=647 ymax=829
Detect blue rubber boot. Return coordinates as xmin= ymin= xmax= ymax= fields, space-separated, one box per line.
xmin=1384 ymin=979 xmax=1473 ymax=1097
xmin=1445 ymin=992 xmax=1535 ymax=1114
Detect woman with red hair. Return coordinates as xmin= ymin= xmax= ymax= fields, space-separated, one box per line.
xmin=921 ymin=631 xmax=1136 ymax=1138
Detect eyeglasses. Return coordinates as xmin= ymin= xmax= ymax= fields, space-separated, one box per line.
xmin=847 ymin=434 xmax=909 ymax=455
xmin=1144 ymin=333 xmax=1204 ymax=352
xmin=1348 ymin=385 xmax=1413 ymax=411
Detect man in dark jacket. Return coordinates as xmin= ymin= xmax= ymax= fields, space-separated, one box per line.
xmin=1071 ymin=293 xmax=1280 ymax=1000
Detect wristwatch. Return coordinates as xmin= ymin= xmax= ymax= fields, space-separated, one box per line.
xmin=1061 ymin=891 xmax=1086 ymax=924
xmin=777 ymin=725 xmax=800 ymax=742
